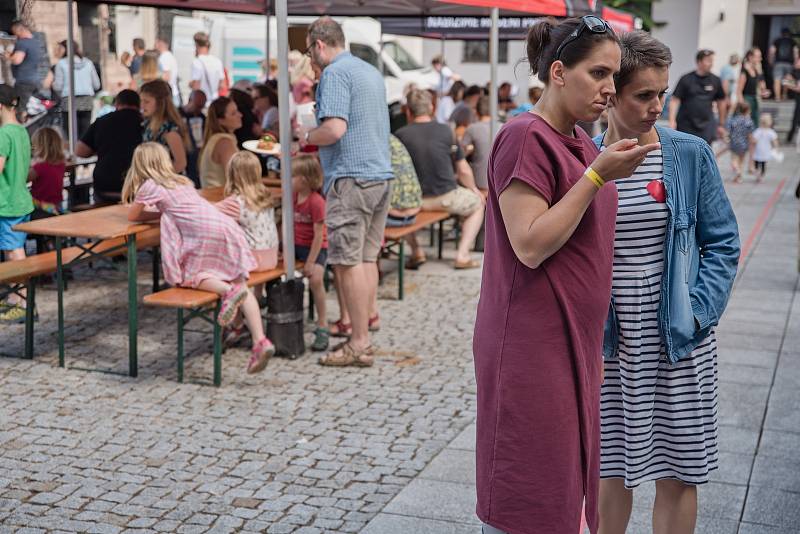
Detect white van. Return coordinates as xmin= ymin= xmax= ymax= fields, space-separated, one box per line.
xmin=171 ymin=14 xmax=434 ymax=107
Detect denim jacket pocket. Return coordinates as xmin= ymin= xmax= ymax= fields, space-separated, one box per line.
xmin=603 ymin=296 xmax=618 ymax=360
xmin=674 ymin=209 xmax=696 ymax=283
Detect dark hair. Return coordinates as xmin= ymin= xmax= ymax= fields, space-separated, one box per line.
xmin=253 ymin=84 xmax=278 ymax=107
xmin=115 ymin=89 xmax=140 ymax=108
xmin=58 ymin=40 xmax=83 ymax=59
xmin=229 ymin=88 xmax=254 ymax=115
xmin=734 ymin=100 xmax=751 ymax=116
xmin=476 ymin=95 xmax=490 ymax=117
xmin=782 ymin=27 xmax=792 ymax=36
xmin=526 ymin=16 xmax=619 ymax=84
xmin=308 ymin=16 xmax=345 ymax=48
xmin=193 ymin=32 xmax=210 ymax=48
xmin=615 ymin=31 xmax=672 ymax=92
xmin=464 ymin=85 xmax=482 ymax=98
xmin=10 ymin=19 xmax=27 ymax=30
xmin=448 ymin=80 xmax=467 ymax=101
xmin=0 ymin=85 xmax=18 ymax=108
xmin=133 ymin=38 xmax=145 ymax=50
xmin=695 ymin=49 xmax=714 ymax=62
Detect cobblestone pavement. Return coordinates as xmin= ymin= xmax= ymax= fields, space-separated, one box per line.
xmin=0 ymin=232 xmax=482 ymax=531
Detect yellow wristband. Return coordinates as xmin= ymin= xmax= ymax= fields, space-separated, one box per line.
xmin=585 ymin=167 xmax=605 ymax=189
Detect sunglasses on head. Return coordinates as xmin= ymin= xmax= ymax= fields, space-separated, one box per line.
xmin=554 ymin=15 xmax=614 ymax=61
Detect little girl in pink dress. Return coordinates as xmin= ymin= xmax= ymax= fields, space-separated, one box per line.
xmin=122 ymin=142 xmax=274 ymax=374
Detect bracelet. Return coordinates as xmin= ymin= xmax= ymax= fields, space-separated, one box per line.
xmin=584 ymin=167 xmax=605 ymax=189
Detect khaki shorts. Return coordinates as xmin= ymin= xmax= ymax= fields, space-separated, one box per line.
xmin=326 ymin=177 xmax=391 ymax=266
xmin=422 ymin=186 xmax=482 ymax=217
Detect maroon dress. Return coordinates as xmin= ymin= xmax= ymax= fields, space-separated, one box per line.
xmin=473 ymin=113 xmax=617 ymax=534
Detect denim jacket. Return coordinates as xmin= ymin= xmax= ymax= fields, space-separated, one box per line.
xmin=593 ymin=126 xmax=740 ymax=364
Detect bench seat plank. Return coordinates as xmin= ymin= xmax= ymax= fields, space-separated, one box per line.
xmin=383 ymin=210 xmax=450 ymax=241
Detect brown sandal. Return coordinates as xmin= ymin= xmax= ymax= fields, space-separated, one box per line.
xmin=318 ymin=343 xmax=374 ymax=367
xmin=454 ymin=259 xmax=481 ymax=270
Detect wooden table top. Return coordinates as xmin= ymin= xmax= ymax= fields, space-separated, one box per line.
xmin=15 ymin=186 xmax=284 ymax=239
xmin=14 ymin=204 xmax=155 ymax=239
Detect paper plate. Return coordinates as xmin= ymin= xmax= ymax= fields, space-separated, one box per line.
xmin=243 ymin=139 xmax=281 ymax=156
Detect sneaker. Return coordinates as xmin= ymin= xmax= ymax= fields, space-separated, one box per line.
xmin=311 ymin=327 xmax=330 ymax=352
xmin=0 ymin=305 xmax=26 ymax=323
xmin=223 ymin=324 xmax=248 ymax=350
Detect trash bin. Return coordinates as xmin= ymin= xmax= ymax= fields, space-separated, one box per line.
xmin=266 ymin=277 xmax=305 ymax=359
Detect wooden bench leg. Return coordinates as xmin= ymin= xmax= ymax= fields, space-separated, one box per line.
xmin=24 ymin=279 xmax=35 ymax=359
xmin=308 ymin=281 xmax=315 ymax=321
xmin=398 ymin=239 xmax=405 ymax=301
xmin=177 ymin=308 xmax=184 ymax=383
xmin=213 ymin=304 xmax=222 ymax=387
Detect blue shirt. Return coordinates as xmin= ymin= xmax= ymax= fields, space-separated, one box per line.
xmin=11 ymin=36 xmax=41 ymax=85
xmin=315 ymin=51 xmax=392 ymax=193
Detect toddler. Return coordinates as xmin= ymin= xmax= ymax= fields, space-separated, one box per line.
xmin=751 ymin=113 xmax=779 ymax=182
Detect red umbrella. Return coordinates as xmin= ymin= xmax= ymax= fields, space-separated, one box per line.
xmin=435 ymin=0 xmax=596 ymax=16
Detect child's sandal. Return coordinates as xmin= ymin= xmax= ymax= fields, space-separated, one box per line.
xmin=218 ymin=283 xmax=248 ymax=327
xmin=247 ymin=337 xmax=275 ymax=374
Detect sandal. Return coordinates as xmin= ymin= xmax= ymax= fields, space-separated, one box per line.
xmin=405 ymin=255 xmax=427 ymax=270
xmin=318 ymin=343 xmax=374 ymax=367
xmin=223 ymin=323 xmax=248 ymax=350
xmin=247 ymin=337 xmax=275 ymax=374
xmin=311 ymin=327 xmax=330 ymax=352
xmin=454 ymin=259 xmax=481 ymax=270
xmin=328 ymin=319 xmax=352 ymax=338
xmin=368 ymin=314 xmax=380 ymax=332
xmin=219 ymin=283 xmax=248 ymax=327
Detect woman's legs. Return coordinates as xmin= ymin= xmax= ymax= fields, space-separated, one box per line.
xmin=653 ymin=479 xmax=697 ymax=534
xmin=599 ymin=478 xmax=633 ymax=534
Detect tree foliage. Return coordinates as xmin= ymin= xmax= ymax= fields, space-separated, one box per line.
xmin=605 ymin=0 xmax=659 ymax=31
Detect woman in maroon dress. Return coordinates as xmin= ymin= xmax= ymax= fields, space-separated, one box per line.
xmin=473 ymin=16 xmax=660 ymax=534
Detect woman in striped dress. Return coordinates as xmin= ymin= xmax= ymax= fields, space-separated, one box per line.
xmin=596 ymin=33 xmax=740 ymax=534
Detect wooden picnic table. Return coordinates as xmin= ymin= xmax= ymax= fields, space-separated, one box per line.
xmin=12 ymin=184 xmax=282 ymax=378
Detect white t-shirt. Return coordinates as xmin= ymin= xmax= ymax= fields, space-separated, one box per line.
xmin=158 ymin=50 xmax=179 ymax=98
xmin=191 ymin=54 xmax=225 ymax=101
xmin=436 ymin=95 xmax=456 ymax=124
xmin=752 ymin=127 xmax=777 ymax=162
xmin=436 ymin=65 xmax=454 ymax=95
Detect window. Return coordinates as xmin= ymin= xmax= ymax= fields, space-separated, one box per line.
xmin=463 ymin=40 xmax=508 ymax=63
xmin=350 ymin=43 xmax=382 ymax=71
xmin=382 ymin=41 xmax=422 ymax=71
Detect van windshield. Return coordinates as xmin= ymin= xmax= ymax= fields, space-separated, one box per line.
xmin=383 ymin=41 xmax=422 ymax=71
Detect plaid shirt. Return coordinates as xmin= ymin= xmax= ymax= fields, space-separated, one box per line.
xmin=316 ymin=51 xmax=393 ymax=193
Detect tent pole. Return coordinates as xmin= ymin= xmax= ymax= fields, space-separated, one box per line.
xmin=265 ymin=10 xmax=271 ymax=80
xmin=489 ymin=7 xmax=498 ymax=140
xmin=66 ymin=0 xmax=76 ymax=154
xmin=276 ymin=0 xmax=294 ymax=278
xmin=439 ymin=35 xmax=445 ymax=96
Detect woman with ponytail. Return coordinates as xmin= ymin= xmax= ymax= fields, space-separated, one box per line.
xmin=473 ymin=16 xmax=659 ymax=533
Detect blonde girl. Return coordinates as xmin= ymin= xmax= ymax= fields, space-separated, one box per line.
xmin=28 ymin=127 xmax=66 ymax=215
xmin=292 ymin=154 xmax=329 ymax=351
xmin=123 ymin=143 xmax=275 ymax=374
xmin=140 ymin=79 xmax=189 ymax=174
xmin=131 ymin=51 xmax=160 ymax=89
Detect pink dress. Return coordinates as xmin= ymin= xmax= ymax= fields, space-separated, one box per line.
xmin=135 ymin=180 xmax=256 ymax=288
xmin=473 ymin=114 xmax=618 ymax=534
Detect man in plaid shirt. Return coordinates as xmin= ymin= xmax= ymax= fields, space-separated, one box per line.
xmin=298 ymin=16 xmax=393 ymax=368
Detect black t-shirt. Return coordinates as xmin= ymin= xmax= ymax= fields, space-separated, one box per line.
xmin=235 ymin=107 xmax=258 ymax=148
xmin=774 ymin=36 xmax=796 ymax=63
xmin=673 ymin=71 xmax=725 ymax=142
xmin=80 ymin=108 xmax=143 ymax=195
xmin=394 ymin=121 xmax=463 ymax=197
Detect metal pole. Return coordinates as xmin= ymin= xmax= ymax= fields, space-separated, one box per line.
xmin=439 ymin=35 xmax=445 ymax=96
xmin=276 ymin=0 xmax=294 ymax=278
xmin=489 ymin=7 xmax=499 ymax=140
xmin=265 ymin=11 xmax=271 ymax=81
xmin=66 ymin=0 xmax=76 ymax=154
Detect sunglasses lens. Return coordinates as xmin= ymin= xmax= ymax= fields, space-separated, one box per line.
xmin=585 ymin=16 xmax=607 ymax=32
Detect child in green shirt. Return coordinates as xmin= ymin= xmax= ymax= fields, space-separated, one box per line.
xmin=0 ymin=84 xmax=33 ymax=322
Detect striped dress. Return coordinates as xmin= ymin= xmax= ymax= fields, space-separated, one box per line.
xmin=600 ymin=148 xmax=719 ymax=488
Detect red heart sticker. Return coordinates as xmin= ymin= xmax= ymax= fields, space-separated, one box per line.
xmin=647 ymin=180 xmax=666 ymax=203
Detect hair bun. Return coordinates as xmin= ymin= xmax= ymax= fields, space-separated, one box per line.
xmin=526 ymin=17 xmax=556 ymax=78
